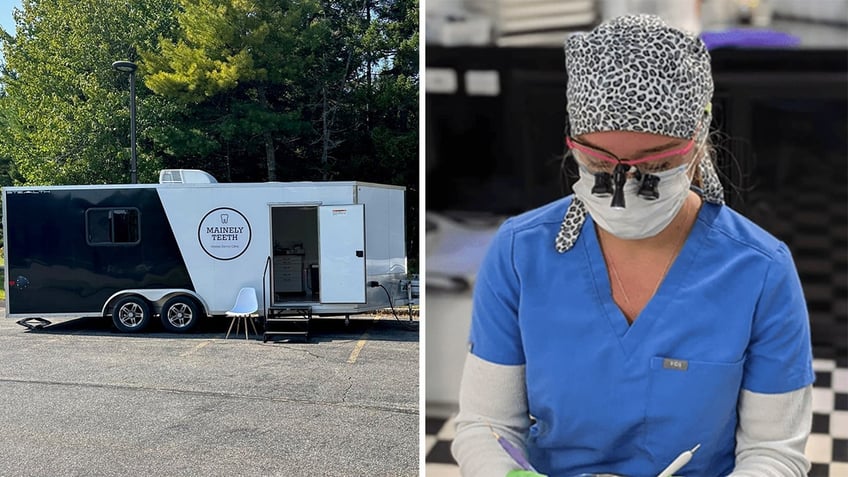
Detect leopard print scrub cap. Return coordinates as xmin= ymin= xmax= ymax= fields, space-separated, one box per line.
xmin=555 ymin=14 xmax=724 ymax=253
xmin=564 ymin=14 xmax=713 ymax=138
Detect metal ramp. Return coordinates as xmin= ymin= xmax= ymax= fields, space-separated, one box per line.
xmin=263 ymin=306 xmax=312 ymax=342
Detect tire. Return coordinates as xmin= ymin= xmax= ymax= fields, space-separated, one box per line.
xmin=160 ymin=296 xmax=202 ymax=333
xmin=112 ymin=296 xmax=152 ymax=333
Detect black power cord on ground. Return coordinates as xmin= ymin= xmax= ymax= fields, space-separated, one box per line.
xmin=369 ymin=281 xmax=419 ymax=331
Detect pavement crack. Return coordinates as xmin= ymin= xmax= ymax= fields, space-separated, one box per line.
xmin=342 ymin=376 xmax=353 ymax=402
xmin=271 ymin=344 xmax=325 ymax=359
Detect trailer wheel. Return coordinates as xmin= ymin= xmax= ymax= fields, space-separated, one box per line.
xmin=160 ymin=296 xmax=202 ymax=333
xmin=112 ymin=296 xmax=152 ymax=333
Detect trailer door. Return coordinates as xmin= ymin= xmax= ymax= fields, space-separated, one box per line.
xmin=319 ymin=204 xmax=366 ymax=303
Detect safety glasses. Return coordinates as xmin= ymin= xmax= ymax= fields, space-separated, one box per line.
xmin=565 ymin=136 xmax=697 ymax=207
xmin=565 ymin=136 xmax=695 ymax=171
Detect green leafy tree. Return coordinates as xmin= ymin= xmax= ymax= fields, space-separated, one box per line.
xmin=0 ymin=0 xmax=179 ymax=185
xmin=328 ymin=0 xmax=419 ymax=267
xmin=370 ymin=0 xmax=419 ymax=271
xmin=143 ymin=0 xmax=332 ymax=181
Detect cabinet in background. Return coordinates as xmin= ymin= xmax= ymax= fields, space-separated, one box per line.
xmin=274 ymin=254 xmax=304 ymax=294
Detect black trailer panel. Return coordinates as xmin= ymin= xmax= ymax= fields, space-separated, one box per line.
xmin=5 ymin=187 xmax=194 ymax=314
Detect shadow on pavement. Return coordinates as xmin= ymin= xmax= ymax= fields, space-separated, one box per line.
xmin=14 ymin=314 xmax=419 ymax=343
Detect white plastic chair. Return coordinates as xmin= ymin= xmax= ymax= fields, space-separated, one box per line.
xmin=225 ymin=287 xmax=259 ymax=340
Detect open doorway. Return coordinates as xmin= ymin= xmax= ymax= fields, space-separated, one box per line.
xmin=270 ymin=206 xmax=319 ymax=304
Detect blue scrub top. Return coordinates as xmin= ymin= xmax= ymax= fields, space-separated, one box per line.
xmin=468 ymin=196 xmax=815 ymax=477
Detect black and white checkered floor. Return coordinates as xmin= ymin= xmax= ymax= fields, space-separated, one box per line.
xmin=425 ymin=355 xmax=848 ymax=476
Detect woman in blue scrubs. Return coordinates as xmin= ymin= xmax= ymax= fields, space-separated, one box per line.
xmin=450 ymin=14 xmax=815 ymax=477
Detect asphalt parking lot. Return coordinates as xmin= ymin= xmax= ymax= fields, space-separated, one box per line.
xmin=0 ymin=309 xmax=420 ymax=476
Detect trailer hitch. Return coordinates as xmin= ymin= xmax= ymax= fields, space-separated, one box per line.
xmin=16 ymin=318 xmax=52 ymax=331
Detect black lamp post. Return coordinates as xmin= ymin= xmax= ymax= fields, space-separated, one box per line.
xmin=112 ymin=60 xmax=138 ymax=184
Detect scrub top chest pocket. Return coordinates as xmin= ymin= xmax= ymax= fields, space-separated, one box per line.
xmin=645 ymin=356 xmax=746 ymax=476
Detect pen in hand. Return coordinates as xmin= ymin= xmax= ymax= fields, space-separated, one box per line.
xmin=487 ymin=423 xmax=538 ymax=473
xmin=656 ymin=443 xmax=700 ymax=477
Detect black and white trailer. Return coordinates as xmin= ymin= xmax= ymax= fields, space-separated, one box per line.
xmin=2 ymin=170 xmax=412 ymax=339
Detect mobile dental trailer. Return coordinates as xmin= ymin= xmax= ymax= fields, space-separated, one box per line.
xmin=3 ymin=170 xmax=413 ymax=340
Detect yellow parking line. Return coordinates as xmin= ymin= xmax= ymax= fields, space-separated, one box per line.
xmin=346 ymin=315 xmax=381 ymax=363
xmin=347 ymin=335 xmax=368 ymax=363
xmin=180 ymin=340 xmax=211 ymax=357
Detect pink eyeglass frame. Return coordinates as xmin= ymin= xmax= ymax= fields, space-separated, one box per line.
xmin=565 ymin=136 xmax=695 ymax=166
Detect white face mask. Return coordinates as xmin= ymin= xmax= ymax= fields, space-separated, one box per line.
xmin=572 ymin=162 xmax=693 ymax=240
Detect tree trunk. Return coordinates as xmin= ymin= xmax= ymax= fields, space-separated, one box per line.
xmin=257 ymin=85 xmax=276 ymax=181
xmin=264 ymin=131 xmax=275 ymax=181
xmin=321 ymin=85 xmax=330 ymax=180
xmin=365 ymin=0 xmax=372 ymax=131
xmin=225 ymin=142 xmax=232 ymax=182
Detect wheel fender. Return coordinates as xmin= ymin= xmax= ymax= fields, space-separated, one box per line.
xmin=102 ymin=289 xmax=210 ymax=317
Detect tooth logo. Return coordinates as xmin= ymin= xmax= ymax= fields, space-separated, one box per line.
xmin=198 ymin=208 xmax=252 ymax=260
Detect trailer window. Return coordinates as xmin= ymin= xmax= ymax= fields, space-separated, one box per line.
xmin=86 ymin=208 xmax=140 ymax=245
